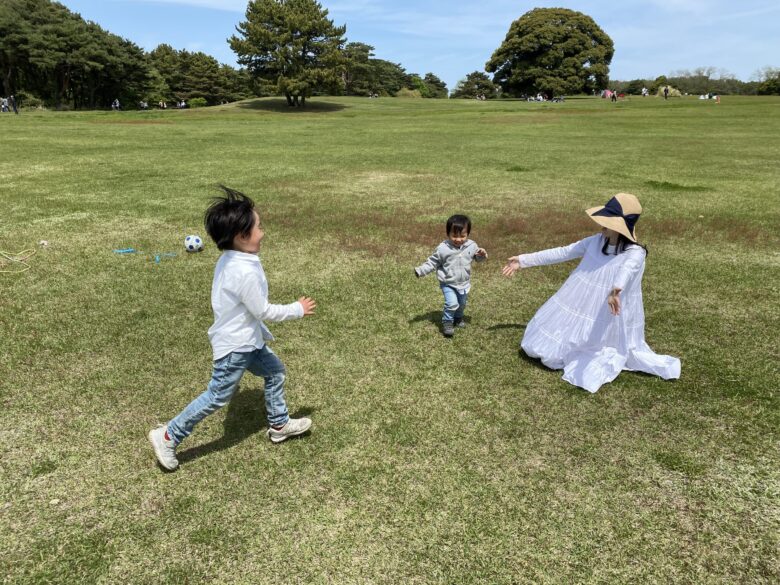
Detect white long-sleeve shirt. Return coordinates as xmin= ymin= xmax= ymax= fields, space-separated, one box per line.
xmin=207 ymin=250 xmax=303 ymax=360
xmin=518 ymin=235 xmax=645 ymax=291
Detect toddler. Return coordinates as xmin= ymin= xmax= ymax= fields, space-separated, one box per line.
xmin=415 ymin=214 xmax=487 ymax=337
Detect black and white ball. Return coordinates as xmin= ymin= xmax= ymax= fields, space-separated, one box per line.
xmin=184 ymin=234 xmax=204 ymax=253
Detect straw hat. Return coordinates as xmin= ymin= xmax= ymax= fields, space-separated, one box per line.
xmin=586 ymin=193 xmax=642 ymax=242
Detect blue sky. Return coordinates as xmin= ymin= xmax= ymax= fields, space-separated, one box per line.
xmin=58 ymin=0 xmax=779 ymax=91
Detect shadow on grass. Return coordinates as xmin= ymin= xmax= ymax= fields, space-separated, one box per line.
xmin=487 ymin=322 xmax=527 ymax=331
xmin=176 ymin=388 xmax=315 ymax=465
xmin=517 ymin=348 xmax=554 ymax=372
xmin=236 ymin=98 xmax=347 ymax=113
xmin=408 ymin=312 xmax=480 ymax=328
xmin=408 ymin=311 xmax=442 ymax=325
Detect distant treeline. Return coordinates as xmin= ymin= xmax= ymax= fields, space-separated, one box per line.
xmin=613 ymin=67 xmax=780 ymax=96
xmin=0 ymin=0 xmax=447 ymax=109
xmin=0 ymin=0 xmax=254 ymax=109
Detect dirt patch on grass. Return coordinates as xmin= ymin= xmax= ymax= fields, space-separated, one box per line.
xmin=276 ymin=203 xmax=777 ymax=258
xmin=644 ymin=216 xmax=777 ymax=246
xmin=91 ymin=120 xmax=172 ymax=125
xmin=705 ymin=217 xmax=775 ymax=246
xmin=331 ymin=209 xmax=595 ymax=258
xmin=481 ymin=115 xmax=552 ymax=125
xmin=645 ymin=180 xmax=710 ymax=193
xmin=539 ymin=108 xmax=605 ymax=115
xmin=479 ymin=210 xmax=594 ymax=251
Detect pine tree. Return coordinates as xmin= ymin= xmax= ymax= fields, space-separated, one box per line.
xmin=229 ymin=0 xmax=346 ymax=106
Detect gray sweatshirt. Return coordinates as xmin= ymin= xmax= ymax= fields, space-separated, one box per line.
xmin=415 ymin=239 xmax=486 ymax=292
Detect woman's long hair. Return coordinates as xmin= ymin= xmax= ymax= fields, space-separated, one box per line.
xmin=601 ymin=233 xmax=648 ymax=256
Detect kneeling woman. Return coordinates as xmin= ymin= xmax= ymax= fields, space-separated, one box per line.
xmin=502 ymin=193 xmax=680 ymax=393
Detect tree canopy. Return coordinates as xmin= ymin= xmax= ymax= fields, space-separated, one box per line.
xmin=340 ymin=45 xmax=446 ymax=98
xmin=341 ymin=42 xmax=376 ymax=96
xmin=485 ymin=7 xmax=613 ymax=97
xmin=1 ymin=0 xmax=448 ymax=108
xmin=149 ymin=44 xmax=254 ymax=105
xmin=756 ymin=67 xmax=780 ymax=95
xmin=450 ymin=71 xmax=498 ymax=99
xmin=0 ymin=0 xmax=256 ymax=109
xmin=0 ymin=0 xmax=154 ymax=108
xmin=229 ymin=0 xmax=347 ymax=106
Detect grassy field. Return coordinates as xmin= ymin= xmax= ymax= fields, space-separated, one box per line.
xmin=1 ymin=95 xmax=778 ymax=584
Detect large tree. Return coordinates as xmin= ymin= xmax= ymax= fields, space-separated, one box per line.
xmin=229 ymin=0 xmax=346 ymax=106
xmin=451 ymin=71 xmax=498 ymax=99
xmin=757 ymin=67 xmax=780 ymax=95
xmin=341 ymin=42 xmax=375 ymax=96
xmin=366 ymin=58 xmax=407 ymax=96
xmin=486 ymin=7 xmax=613 ymax=97
xmin=1 ymin=0 xmax=156 ymax=108
xmin=422 ymin=73 xmax=448 ymax=98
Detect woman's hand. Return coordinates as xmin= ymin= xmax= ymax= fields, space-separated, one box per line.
xmin=502 ymin=257 xmax=521 ymax=277
xmin=298 ymin=296 xmax=317 ymax=316
xmin=607 ymin=288 xmax=622 ymax=316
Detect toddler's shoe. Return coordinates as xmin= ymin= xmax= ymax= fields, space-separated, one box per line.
xmin=454 ymin=318 xmax=466 ymax=328
xmin=148 ymin=425 xmax=179 ymax=470
xmin=442 ymin=321 xmax=455 ymax=337
xmin=267 ymin=417 xmax=312 ymax=443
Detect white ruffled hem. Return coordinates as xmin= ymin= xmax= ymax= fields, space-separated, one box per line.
xmin=522 ymin=338 xmax=681 ymax=393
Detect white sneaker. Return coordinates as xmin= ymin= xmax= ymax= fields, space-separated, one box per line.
xmin=148 ymin=426 xmax=179 ymax=470
xmin=267 ymin=417 xmax=312 ymax=443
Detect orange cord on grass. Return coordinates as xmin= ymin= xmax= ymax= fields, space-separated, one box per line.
xmin=0 ymin=249 xmax=36 ymax=274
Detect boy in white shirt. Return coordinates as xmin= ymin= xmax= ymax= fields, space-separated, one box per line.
xmin=149 ymin=187 xmax=316 ymax=470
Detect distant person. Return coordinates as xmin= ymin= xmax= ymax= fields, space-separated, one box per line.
xmin=611 ymin=90 xmax=617 ymax=102
xmin=414 ymin=214 xmax=488 ymax=338
xmin=1 ymin=97 xmax=8 ymax=112
xmin=663 ymin=86 xmax=669 ymax=100
xmin=149 ymin=186 xmax=316 ymax=471
xmin=502 ymin=193 xmax=680 ymax=393
xmin=10 ymin=94 xmax=18 ymax=114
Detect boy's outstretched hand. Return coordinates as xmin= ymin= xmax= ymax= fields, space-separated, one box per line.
xmin=476 ymin=248 xmax=488 ymax=259
xmin=501 ymin=257 xmax=521 ymax=277
xmin=298 ymin=296 xmax=317 ymax=316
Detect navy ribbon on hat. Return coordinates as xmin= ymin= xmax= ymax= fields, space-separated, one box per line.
xmin=592 ymin=197 xmax=639 ymax=235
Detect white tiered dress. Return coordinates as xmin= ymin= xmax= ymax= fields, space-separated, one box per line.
xmin=518 ymin=234 xmax=680 ymax=393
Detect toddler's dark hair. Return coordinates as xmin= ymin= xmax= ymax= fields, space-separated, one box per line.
xmin=204 ymin=185 xmax=258 ymax=250
xmin=446 ymin=214 xmax=471 ymax=236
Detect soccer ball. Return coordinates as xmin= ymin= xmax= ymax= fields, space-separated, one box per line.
xmin=184 ymin=234 xmax=204 ymax=253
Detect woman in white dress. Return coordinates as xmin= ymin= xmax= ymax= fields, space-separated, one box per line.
xmin=501 ymin=193 xmax=680 ymax=393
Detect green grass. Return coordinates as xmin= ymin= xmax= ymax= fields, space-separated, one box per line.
xmin=1 ymin=95 xmax=778 ymax=584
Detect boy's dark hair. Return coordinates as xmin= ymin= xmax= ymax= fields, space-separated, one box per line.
xmin=446 ymin=214 xmax=471 ymax=236
xmin=204 ymin=185 xmax=258 ymax=250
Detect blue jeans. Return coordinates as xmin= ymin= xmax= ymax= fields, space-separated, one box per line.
xmin=441 ymin=284 xmax=467 ymax=323
xmin=167 ymin=345 xmax=289 ymax=446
